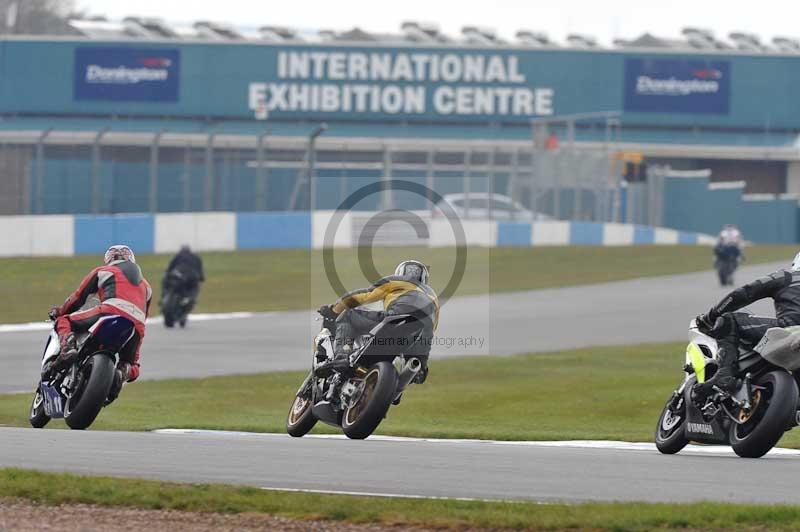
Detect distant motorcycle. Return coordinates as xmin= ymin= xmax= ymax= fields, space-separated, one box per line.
xmin=714 ymin=244 xmax=742 ymax=286
xmin=286 ymin=310 xmax=426 ymax=439
xmin=160 ymin=269 xmax=195 ymax=328
xmin=29 ymin=316 xmax=135 ymax=430
xmin=656 ymin=319 xmax=800 ymax=458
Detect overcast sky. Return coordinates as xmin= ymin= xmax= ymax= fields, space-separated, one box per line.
xmin=78 ymin=0 xmax=800 ymax=45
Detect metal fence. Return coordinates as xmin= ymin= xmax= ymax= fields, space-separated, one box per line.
xmin=0 ymin=123 xmax=627 ymax=223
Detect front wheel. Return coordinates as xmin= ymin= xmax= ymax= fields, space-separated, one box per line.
xmin=29 ymin=386 xmax=50 ymax=429
xmin=341 ymin=361 xmax=398 ymax=440
xmin=730 ymin=370 xmax=798 ymax=458
xmin=286 ymin=373 xmax=317 ymax=437
xmin=64 ymin=354 xmax=116 ymax=430
xmin=655 ymin=390 xmax=689 ymax=454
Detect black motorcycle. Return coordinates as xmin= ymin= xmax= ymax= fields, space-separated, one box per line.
xmin=656 ymin=319 xmax=800 ymax=458
xmin=30 ymin=315 xmax=134 ymax=430
xmin=286 ymin=311 xmax=426 ymax=440
xmin=714 ymin=244 xmax=742 ymax=286
xmin=160 ymin=269 xmax=196 ymax=328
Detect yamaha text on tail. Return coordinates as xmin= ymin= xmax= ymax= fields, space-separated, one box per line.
xmin=286 ymin=310 xmax=426 ymax=440
xmin=30 ymin=316 xmax=136 ymax=430
xmin=656 ymin=319 xmax=800 ymax=457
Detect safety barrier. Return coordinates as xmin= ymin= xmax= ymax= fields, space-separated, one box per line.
xmin=0 ymin=212 xmax=715 ymax=257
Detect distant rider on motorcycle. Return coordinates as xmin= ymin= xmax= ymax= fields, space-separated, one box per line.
xmin=695 ymin=252 xmax=800 ymax=395
xmin=317 ymin=260 xmax=439 ymax=382
xmin=48 ymin=245 xmax=152 ymax=402
xmin=163 ymin=245 xmax=205 ymax=312
xmin=713 ymin=224 xmax=744 ymax=285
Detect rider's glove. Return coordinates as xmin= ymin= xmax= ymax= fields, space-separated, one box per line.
xmin=696 ymin=312 xmax=715 ymax=331
xmin=318 ymin=304 xmax=338 ymax=321
xmin=48 ymin=306 xmax=61 ymax=321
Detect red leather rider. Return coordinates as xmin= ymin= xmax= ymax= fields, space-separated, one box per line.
xmin=49 ymin=245 xmax=152 ymax=383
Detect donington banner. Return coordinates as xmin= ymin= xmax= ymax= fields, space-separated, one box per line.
xmin=623 ymin=57 xmax=730 ymax=114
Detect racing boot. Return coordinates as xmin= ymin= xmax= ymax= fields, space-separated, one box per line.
xmin=692 ymin=341 xmax=739 ymax=397
xmin=693 ymin=316 xmax=739 ymax=397
xmin=57 ymin=332 xmax=78 ymax=364
xmin=105 ymin=363 xmax=129 ymax=406
xmin=413 ymin=364 xmax=429 ymax=385
xmin=44 ymin=333 xmax=78 ymax=378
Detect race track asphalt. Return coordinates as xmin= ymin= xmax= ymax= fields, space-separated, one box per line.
xmin=3 ymin=427 xmax=800 ymax=504
xmin=0 ymin=262 xmax=780 ymax=393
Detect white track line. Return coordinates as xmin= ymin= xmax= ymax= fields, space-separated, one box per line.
xmin=152 ymin=429 xmax=800 ymax=456
xmin=0 ymin=312 xmax=258 ymax=334
xmin=258 ymin=486 xmax=516 ymax=503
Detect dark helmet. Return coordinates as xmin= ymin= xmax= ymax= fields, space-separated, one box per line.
xmin=394 ymin=260 xmax=430 ymax=284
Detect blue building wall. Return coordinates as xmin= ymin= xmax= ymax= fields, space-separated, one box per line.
xmin=1 ymin=39 xmax=800 ymax=131
xmin=662 ymin=175 xmax=800 ymax=243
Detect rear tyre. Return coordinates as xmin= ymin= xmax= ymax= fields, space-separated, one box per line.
xmin=64 ymin=354 xmax=116 ymax=430
xmin=655 ymin=392 xmax=689 ymax=454
xmin=162 ymin=293 xmax=176 ymax=328
xmin=341 ymin=361 xmax=398 ymax=440
xmin=163 ymin=311 xmax=175 ymax=328
xmin=730 ymin=370 xmax=797 ymax=458
xmin=29 ymin=386 xmax=50 ymax=429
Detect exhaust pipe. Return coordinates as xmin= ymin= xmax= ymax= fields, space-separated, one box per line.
xmin=396 ymin=357 xmax=422 ymax=395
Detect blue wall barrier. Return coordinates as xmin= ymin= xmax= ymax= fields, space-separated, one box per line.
xmin=2 ymin=212 xmax=714 ymax=257
xmin=236 ymin=212 xmax=312 ymax=249
xmin=74 ymin=214 xmax=155 ymax=255
xmin=497 ymin=222 xmax=532 ymax=246
xmin=633 ymin=226 xmax=655 ymax=245
xmin=569 ymin=221 xmax=605 ymax=246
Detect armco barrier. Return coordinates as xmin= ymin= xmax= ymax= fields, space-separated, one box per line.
xmin=0 ymin=212 xmax=714 ymax=257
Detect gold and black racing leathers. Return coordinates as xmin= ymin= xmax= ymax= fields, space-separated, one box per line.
xmin=331 ymin=275 xmax=439 ymax=361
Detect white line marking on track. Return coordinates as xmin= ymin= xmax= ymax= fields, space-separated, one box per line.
xmin=258 ymin=486 xmax=519 ymax=503
xmin=0 ymin=312 xmax=258 ymax=334
xmin=152 ymin=429 xmax=800 ymax=456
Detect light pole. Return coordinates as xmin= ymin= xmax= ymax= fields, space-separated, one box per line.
xmin=308 ymin=123 xmax=327 ymax=212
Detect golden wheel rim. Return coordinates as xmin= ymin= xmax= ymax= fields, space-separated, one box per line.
xmin=288 ymin=396 xmax=309 ymax=425
xmin=345 ymin=369 xmax=379 ymax=426
xmin=738 ymin=389 xmax=762 ymax=423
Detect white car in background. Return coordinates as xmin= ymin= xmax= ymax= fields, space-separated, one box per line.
xmin=433 ymin=193 xmax=551 ymax=221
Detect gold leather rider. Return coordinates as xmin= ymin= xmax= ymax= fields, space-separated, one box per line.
xmin=332 ymin=276 xmax=440 ymax=330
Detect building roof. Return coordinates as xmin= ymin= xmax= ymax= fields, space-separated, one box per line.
xmin=54 ymin=18 xmax=800 ymax=55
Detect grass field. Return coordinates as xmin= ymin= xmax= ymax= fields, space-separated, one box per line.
xmin=0 ymin=244 xmax=794 ymax=324
xmin=3 ymin=468 xmax=800 ymax=531
xmin=5 ymin=342 xmax=800 ymax=448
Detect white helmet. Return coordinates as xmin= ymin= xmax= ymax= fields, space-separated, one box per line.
xmin=792 ymin=252 xmax=800 ymax=272
xmin=104 ymin=245 xmax=136 ymax=265
xmin=394 ymin=260 xmax=429 ymax=284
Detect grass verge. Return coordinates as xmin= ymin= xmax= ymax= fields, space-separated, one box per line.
xmin=4 ymin=342 xmax=800 ymax=447
xmin=0 ymin=244 xmax=793 ymax=324
xmin=3 ymin=468 xmax=800 ymax=531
